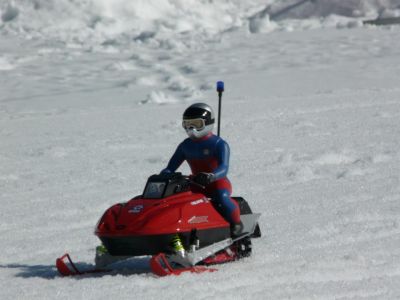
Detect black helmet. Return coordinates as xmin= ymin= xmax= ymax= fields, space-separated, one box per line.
xmin=182 ymin=103 xmax=215 ymax=139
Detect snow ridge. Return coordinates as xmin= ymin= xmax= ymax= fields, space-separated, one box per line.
xmin=1 ymin=0 xmax=400 ymax=48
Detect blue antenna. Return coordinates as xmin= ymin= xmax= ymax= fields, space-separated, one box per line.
xmin=216 ymin=81 xmax=224 ymax=136
xmin=217 ymin=81 xmax=224 ymax=93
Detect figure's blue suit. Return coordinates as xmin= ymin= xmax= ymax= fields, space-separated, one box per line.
xmin=162 ymin=133 xmax=240 ymax=224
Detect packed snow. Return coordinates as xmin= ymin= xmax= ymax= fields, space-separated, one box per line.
xmin=1 ymin=0 xmax=400 ymax=299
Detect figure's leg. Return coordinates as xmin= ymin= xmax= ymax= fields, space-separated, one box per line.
xmin=207 ymin=179 xmax=241 ymax=225
xmin=212 ymin=188 xmax=241 ymax=224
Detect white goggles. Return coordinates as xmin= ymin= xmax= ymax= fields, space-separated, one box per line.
xmin=182 ymin=118 xmax=205 ymax=130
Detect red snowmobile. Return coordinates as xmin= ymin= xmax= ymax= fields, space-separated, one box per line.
xmin=56 ymin=172 xmax=261 ymax=276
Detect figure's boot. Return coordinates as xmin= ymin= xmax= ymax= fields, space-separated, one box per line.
xmin=230 ymin=221 xmax=243 ymax=237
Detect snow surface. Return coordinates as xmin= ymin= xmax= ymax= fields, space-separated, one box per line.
xmin=1 ymin=0 xmax=400 ymax=299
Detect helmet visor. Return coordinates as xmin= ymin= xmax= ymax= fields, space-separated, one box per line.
xmin=182 ymin=118 xmax=205 ymax=130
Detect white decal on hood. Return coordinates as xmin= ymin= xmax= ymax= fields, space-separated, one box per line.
xmin=188 ymin=216 xmax=209 ymax=224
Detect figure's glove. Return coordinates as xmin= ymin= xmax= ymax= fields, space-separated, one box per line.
xmin=193 ymin=172 xmax=214 ymax=187
xmin=160 ymin=168 xmax=172 ymax=175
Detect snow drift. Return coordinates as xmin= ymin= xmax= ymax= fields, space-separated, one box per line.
xmin=1 ymin=0 xmax=400 ymax=48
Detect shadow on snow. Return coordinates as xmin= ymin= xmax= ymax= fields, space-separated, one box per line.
xmin=0 ymin=257 xmax=152 ymax=279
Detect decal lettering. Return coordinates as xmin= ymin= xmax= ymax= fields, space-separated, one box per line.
xmin=188 ymin=216 xmax=209 ymax=224
xmin=129 ymin=205 xmax=144 ymax=213
xmin=190 ymin=199 xmax=204 ymax=205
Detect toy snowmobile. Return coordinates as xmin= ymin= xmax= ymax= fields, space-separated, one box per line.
xmin=56 ymin=173 xmax=261 ymax=276
xmin=56 ymin=81 xmax=261 ymax=276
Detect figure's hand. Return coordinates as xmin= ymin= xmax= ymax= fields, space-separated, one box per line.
xmin=160 ymin=169 xmax=172 ymax=175
xmin=193 ymin=172 xmax=214 ymax=187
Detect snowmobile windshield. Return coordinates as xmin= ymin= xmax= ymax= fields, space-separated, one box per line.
xmin=143 ymin=181 xmax=166 ymax=199
xmin=142 ymin=173 xmax=190 ymax=199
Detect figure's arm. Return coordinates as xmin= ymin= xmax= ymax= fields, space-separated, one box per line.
xmin=161 ymin=143 xmax=185 ymax=174
xmin=213 ymin=139 xmax=230 ymax=180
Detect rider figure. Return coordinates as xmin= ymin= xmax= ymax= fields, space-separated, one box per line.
xmin=161 ymin=103 xmax=242 ymax=235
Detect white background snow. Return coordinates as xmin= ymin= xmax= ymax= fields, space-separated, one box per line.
xmin=1 ymin=0 xmax=400 ymax=299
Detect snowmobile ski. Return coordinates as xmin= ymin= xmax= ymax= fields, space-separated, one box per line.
xmin=150 ymin=253 xmax=217 ymax=276
xmin=56 ymin=253 xmax=111 ymax=276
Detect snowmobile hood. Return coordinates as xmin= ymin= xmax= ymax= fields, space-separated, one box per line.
xmin=95 ymin=191 xmax=229 ymax=237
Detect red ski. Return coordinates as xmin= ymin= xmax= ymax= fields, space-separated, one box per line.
xmin=149 ymin=253 xmax=217 ymax=276
xmin=56 ymin=254 xmax=111 ymax=276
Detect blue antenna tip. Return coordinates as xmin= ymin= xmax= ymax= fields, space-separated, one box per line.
xmin=216 ymin=81 xmax=224 ymax=92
